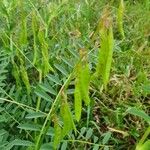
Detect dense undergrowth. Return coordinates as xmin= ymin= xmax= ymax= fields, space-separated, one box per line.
xmin=0 ymin=0 xmax=150 ymax=150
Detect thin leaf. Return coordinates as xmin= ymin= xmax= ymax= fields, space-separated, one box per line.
xmin=0 ymin=141 xmax=8 ymax=148
xmin=126 ymin=107 xmax=150 ymax=124
xmin=35 ymin=86 xmax=53 ymax=102
xmin=93 ymin=145 xmax=99 ymax=150
xmin=47 ymin=74 xmax=62 ymax=85
xmin=25 ymin=112 xmax=46 ymax=119
xmin=85 ymin=128 xmax=93 ymax=140
xmin=77 ymin=127 xmax=87 ymax=139
xmin=61 ymin=141 xmax=68 ymax=150
xmin=0 ymin=115 xmax=7 ymax=123
xmin=39 ymin=83 xmax=57 ymax=95
xmin=54 ymin=64 xmax=69 ymax=76
xmin=11 ymin=139 xmax=34 ymax=146
xmin=5 ymin=139 xmax=34 ymax=150
xmin=0 ymin=107 xmax=4 ymax=112
xmin=102 ymin=131 xmax=111 ymax=145
xmin=18 ymin=123 xmax=41 ymax=131
xmin=0 ymin=129 xmax=7 ymax=136
xmin=41 ymin=143 xmax=53 ymax=150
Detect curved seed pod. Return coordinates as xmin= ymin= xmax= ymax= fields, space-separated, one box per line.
xmin=96 ymin=9 xmax=114 ymax=90
xmin=74 ymin=78 xmax=82 ymax=122
xmin=12 ymin=62 xmax=21 ymax=87
xmin=53 ymin=116 xmax=62 ymax=150
xmin=117 ymin=0 xmax=125 ymax=39
xmin=60 ymin=92 xmax=76 ymax=137
xmin=79 ymin=64 xmax=90 ymax=105
xmin=31 ymin=10 xmax=38 ymax=65
xmin=74 ymin=48 xmax=91 ymax=121
xmin=20 ymin=64 xmax=31 ymax=95
xmin=38 ymin=27 xmax=54 ymax=76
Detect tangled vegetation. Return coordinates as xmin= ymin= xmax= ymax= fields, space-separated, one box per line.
xmin=0 ymin=0 xmax=150 ymax=150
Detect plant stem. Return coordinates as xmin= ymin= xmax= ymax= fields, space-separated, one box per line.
xmin=35 ymin=48 xmax=94 ymax=149
xmin=139 ymin=127 xmax=150 ymax=145
xmin=35 ymin=73 xmax=73 ymax=150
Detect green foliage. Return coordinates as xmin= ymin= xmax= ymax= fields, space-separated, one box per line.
xmin=4 ymin=139 xmax=34 ymax=150
xmin=0 ymin=0 xmax=149 ymax=150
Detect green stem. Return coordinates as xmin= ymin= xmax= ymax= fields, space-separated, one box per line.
xmin=139 ymin=127 xmax=150 ymax=145
xmin=35 ymin=73 xmax=74 ymax=150
xmin=35 ymin=48 xmax=94 ymax=149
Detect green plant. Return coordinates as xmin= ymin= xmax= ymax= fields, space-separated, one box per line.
xmin=117 ymin=0 xmax=125 ymax=39
xmin=0 ymin=1 xmax=149 ymax=150
xmin=96 ymin=8 xmax=114 ymax=90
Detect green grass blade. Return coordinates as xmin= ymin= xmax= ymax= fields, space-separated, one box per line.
xmin=126 ymin=107 xmax=150 ymax=124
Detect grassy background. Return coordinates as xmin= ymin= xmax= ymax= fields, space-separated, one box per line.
xmin=0 ymin=0 xmax=150 ymax=150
